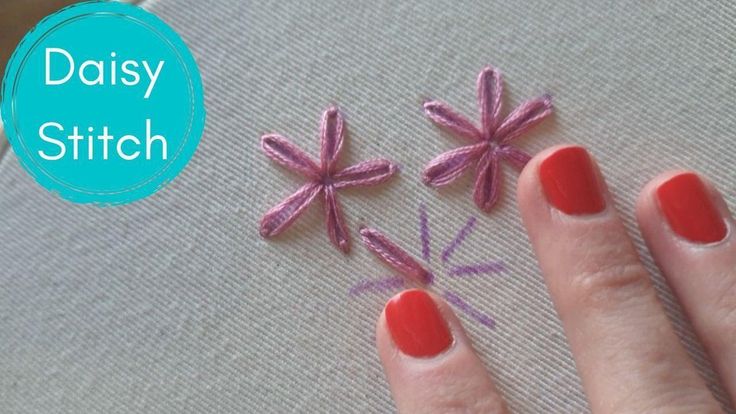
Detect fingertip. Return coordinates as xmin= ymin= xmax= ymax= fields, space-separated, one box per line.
xmin=517 ymin=144 xmax=591 ymax=228
xmin=378 ymin=289 xmax=455 ymax=358
xmin=374 ymin=289 xmax=507 ymax=413
xmin=635 ymin=170 xmax=685 ymax=230
xmin=637 ymin=170 xmax=731 ymax=245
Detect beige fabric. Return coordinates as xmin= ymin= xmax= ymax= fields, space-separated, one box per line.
xmin=1 ymin=0 xmax=734 ymax=412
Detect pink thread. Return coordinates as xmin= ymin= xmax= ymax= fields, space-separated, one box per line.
xmin=351 ymin=204 xmax=503 ymax=332
xmin=441 ymin=216 xmax=477 ymax=263
xmin=422 ymin=66 xmax=553 ymax=212
xmin=259 ymin=182 xmax=322 ymax=237
xmin=359 ymin=226 xmax=433 ymax=285
xmin=260 ymin=107 xmax=398 ymax=253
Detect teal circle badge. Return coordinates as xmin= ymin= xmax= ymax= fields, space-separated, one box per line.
xmin=1 ymin=1 xmax=205 ymax=205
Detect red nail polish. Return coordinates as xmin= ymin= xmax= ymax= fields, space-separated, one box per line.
xmin=385 ymin=289 xmax=453 ymax=358
xmin=539 ymin=147 xmax=606 ymax=215
xmin=656 ymin=173 xmax=727 ymax=243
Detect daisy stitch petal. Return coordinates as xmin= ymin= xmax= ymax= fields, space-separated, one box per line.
xmin=473 ymin=150 xmax=501 ymax=212
xmin=259 ymin=182 xmax=322 ymax=237
xmin=320 ymin=106 xmax=345 ymax=174
xmin=497 ymin=146 xmax=532 ymax=170
xmin=359 ymin=226 xmax=432 ymax=285
xmin=496 ymin=94 xmax=553 ymax=144
xmin=261 ymin=134 xmax=320 ymax=179
xmin=333 ymin=159 xmax=397 ymax=188
xmin=423 ymin=101 xmax=482 ymax=141
xmin=324 ymin=185 xmax=350 ymax=253
xmin=477 ymin=66 xmax=504 ymax=137
xmin=422 ymin=66 xmax=553 ymax=212
xmin=422 ymin=142 xmax=488 ymax=186
xmin=260 ymin=107 xmax=398 ymax=253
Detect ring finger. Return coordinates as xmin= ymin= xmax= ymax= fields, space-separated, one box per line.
xmin=637 ymin=171 xmax=736 ymax=402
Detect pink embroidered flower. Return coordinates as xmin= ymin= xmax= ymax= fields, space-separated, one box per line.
xmin=260 ymin=107 xmax=398 ymax=253
xmin=422 ymin=66 xmax=553 ymax=212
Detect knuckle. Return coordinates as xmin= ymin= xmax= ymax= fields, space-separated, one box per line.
xmin=565 ymin=259 xmax=653 ymax=313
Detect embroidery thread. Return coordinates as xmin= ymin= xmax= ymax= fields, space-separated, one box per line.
xmin=422 ymin=66 xmax=553 ymax=212
xmin=353 ymin=203 xmax=501 ymax=330
xmin=359 ymin=226 xmax=433 ymax=285
xmin=260 ymin=107 xmax=398 ymax=253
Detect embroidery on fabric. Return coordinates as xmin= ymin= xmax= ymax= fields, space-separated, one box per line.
xmin=260 ymin=107 xmax=398 ymax=253
xmin=354 ymin=203 xmax=501 ymax=330
xmin=422 ymin=66 xmax=553 ymax=212
xmin=359 ymin=226 xmax=434 ymax=285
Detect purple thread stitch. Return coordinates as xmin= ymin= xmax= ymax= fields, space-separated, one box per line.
xmin=353 ymin=206 xmax=501 ymax=331
xmin=419 ymin=203 xmax=430 ymax=262
xmin=359 ymin=226 xmax=433 ymax=285
xmin=348 ymin=276 xmax=405 ymax=296
xmin=259 ymin=107 xmax=398 ymax=253
xmin=448 ymin=261 xmax=505 ymax=277
xmin=441 ymin=216 xmax=477 ymax=263
xmin=443 ymin=291 xmax=496 ymax=329
xmin=422 ymin=66 xmax=553 ymax=212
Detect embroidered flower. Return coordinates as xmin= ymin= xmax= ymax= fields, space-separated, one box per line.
xmin=260 ymin=107 xmax=398 ymax=253
xmin=422 ymin=66 xmax=553 ymax=212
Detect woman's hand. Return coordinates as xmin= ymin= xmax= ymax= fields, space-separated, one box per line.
xmin=376 ymin=145 xmax=734 ymax=413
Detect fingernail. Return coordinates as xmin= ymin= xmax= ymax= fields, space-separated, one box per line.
xmin=385 ymin=289 xmax=453 ymax=358
xmin=656 ymin=173 xmax=727 ymax=244
xmin=539 ymin=146 xmax=606 ymax=215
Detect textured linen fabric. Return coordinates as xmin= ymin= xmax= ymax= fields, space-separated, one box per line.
xmin=1 ymin=0 xmax=735 ymax=412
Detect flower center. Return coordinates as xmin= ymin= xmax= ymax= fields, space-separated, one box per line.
xmin=320 ymin=174 xmax=334 ymax=186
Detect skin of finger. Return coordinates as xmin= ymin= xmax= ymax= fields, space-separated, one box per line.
xmin=637 ymin=170 xmax=736 ymax=402
xmin=376 ymin=290 xmax=508 ymax=414
xmin=517 ymin=145 xmax=723 ymax=413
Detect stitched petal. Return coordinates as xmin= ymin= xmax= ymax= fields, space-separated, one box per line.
xmin=423 ymin=101 xmax=482 ymax=141
xmin=496 ymin=94 xmax=553 ymax=144
xmin=477 ymin=66 xmax=504 ymax=138
xmin=422 ymin=143 xmax=487 ymax=186
xmin=498 ymin=145 xmax=532 ymax=170
xmin=359 ymin=227 xmax=432 ymax=285
xmin=261 ymin=134 xmax=320 ymax=178
xmin=333 ymin=159 xmax=398 ymax=189
xmin=320 ymin=107 xmax=344 ymax=173
xmin=473 ymin=151 xmax=501 ymax=212
xmin=324 ymin=185 xmax=350 ymax=253
xmin=259 ymin=182 xmax=322 ymax=237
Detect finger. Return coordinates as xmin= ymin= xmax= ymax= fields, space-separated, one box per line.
xmin=516 ymin=145 xmax=723 ymax=413
xmin=376 ymin=289 xmax=508 ymax=414
xmin=637 ymin=171 xmax=736 ymax=401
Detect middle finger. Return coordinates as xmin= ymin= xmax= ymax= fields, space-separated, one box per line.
xmin=516 ymin=145 xmax=722 ymax=413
